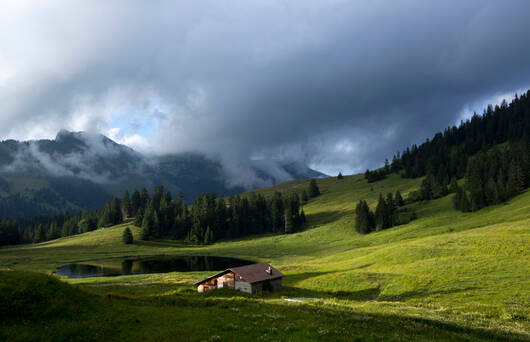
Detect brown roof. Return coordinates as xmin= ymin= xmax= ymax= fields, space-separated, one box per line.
xmin=195 ymin=262 xmax=283 ymax=285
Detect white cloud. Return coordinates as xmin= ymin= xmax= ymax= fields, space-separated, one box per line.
xmin=107 ymin=128 xmax=151 ymax=152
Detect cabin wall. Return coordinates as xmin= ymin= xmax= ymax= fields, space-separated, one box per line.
xmin=217 ymin=272 xmax=235 ymax=289
xmin=269 ymin=278 xmax=282 ymax=291
xmin=197 ymin=272 xmax=235 ymax=292
xmin=235 ymin=281 xmax=252 ymax=293
xmin=251 ymin=282 xmax=262 ymax=294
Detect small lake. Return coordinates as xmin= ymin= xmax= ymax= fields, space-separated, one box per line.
xmin=56 ymin=255 xmax=256 ymax=278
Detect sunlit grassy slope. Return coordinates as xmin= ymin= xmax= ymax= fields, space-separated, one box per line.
xmin=1 ymin=173 xmax=529 ymax=341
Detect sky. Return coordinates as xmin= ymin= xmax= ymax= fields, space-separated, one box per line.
xmin=1 ymin=1 xmax=530 ymax=176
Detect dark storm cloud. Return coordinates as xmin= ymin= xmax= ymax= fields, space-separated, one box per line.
xmin=1 ymin=0 xmax=530 ymax=180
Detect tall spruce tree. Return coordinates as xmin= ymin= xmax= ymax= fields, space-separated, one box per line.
xmin=204 ymin=226 xmax=214 ymax=244
xmin=284 ymin=207 xmax=294 ymax=234
xmin=141 ymin=205 xmax=154 ymax=240
xmin=308 ymin=179 xmax=320 ymax=198
xmin=355 ymin=200 xmax=374 ymax=234
xmin=395 ymin=190 xmax=404 ymax=206
xmin=122 ymin=190 xmax=132 ymax=219
xmin=122 ymin=227 xmax=133 ymax=244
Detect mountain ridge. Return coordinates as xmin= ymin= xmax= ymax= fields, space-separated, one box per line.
xmin=0 ymin=130 xmax=326 ymax=218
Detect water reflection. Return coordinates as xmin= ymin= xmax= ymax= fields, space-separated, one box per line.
xmin=56 ymin=255 xmax=256 ymax=278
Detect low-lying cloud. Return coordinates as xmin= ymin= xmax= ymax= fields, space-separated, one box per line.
xmin=1 ymin=131 xmax=149 ymax=184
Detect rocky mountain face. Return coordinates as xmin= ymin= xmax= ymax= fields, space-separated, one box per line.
xmin=0 ymin=130 xmax=326 ymax=218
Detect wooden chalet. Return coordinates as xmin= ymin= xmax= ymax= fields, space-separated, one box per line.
xmin=195 ymin=262 xmax=283 ymax=294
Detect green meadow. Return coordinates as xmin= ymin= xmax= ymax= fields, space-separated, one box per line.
xmin=1 ymin=173 xmax=529 ymax=341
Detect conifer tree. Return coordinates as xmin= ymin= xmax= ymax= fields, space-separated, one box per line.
xmin=375 ymin=194 xmax=391 ymax=230
xmin=301 ymin=190 xmax=309 ymax=203
xmin=134 ymin=207 xmax=144 ymax=227
xmin=110 ymin=197 xmax=123 ymax=225
xmin=395 ymin=190 xmax=404 ymax=206
xmin=421 ymin=175 xmax=434 ymax=200
xmin=300 ymin=208 xmax=306 ymax=225
xmin=449 ymin=177 xmax=459 ymax=193
xmin=140 ymin=188 xmax=150 ymax=208
xmin=337 ymin=172 xmax=343 ymax=179
xmin=141 ymin=206 xmax=154 ymax=240
xmin=131 ymin=189 xmax=141 ymax=216
xmin=203 ymin=226 xmax=214 ymax=244
xmin=386 ymin=193 xmax=395 ymax=211
xmin=355 ymin=200 xmax=374 ymax=234
xmin=460 ymin=191 xmax=471 ymax=212
xmin=308 ymin=179 xmax=320 ymax=198
xmin=484 ymin=178 xmax=499 ymax=205
xmin=122 ymin=227 xmax=133 ymax=244
xmin=122 ymin=190 xmax=132 ymax=219
xmin=98 ymin=201 xmax=112 ymax=228
xmin=284 ymin=207 xmax=294 ymax=234
xmin=33 ymin=224 xmax=45 ymax=243
xmin=271 ymin=192 xmax=284 ymax=233
xmin=506 ymin=160 xmax=525 ymax=197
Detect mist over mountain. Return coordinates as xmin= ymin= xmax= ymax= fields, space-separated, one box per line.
xmin=0 ymin=130 xmax=325 ymax=218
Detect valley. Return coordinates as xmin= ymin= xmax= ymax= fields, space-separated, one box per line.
xmin=1 ymin=173 xmax=528 ymax=341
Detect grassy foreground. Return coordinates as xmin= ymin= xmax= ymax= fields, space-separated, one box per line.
xmin=0 ymin=173 xmax=529 ymax=341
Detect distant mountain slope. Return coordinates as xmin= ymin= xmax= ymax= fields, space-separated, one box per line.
xmin=0 ymin=130 xmax=326 ymax=218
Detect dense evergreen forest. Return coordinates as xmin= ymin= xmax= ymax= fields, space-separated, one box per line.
xmin=0 ymin=180 xmax=318 ymax=246
xmin=364 ymin=91 xmax=530 ymax=212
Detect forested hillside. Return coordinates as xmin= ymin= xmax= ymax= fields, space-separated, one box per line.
xmin=366 ymin=91 xmax=530 ymax=211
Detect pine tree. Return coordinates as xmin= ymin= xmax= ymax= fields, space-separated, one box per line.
xmin=386 ymin=192 xmax=395 ymax=211
xmin=131 ymin=189 xmax=141 ymax=216
xmin=375 ymin=194 xmax=391 ymax=230
xmin=308 ymin=179 xmax=320 ymax=198
xmin=395 ymin=190 xmax=404 ymax=206
xmin=496 ymin=175 xmax=507 ymax=202
xmin=449 ymin=177 xmax=459 ymax=193
xmin=337 ymin=172 xmax=343 ymax=179
xmin=140 ymin=188 xmax=150 ymax=208
xmin=460 ymin=191 xmax=471 ymax=212
xmin=122 ymin=190 xmax=132 ymax=219
xmin=271 ymin=192 xmax=284 ymax=233
xmin=301 ymin=190 xmax=309 ymax=203
xmin=141 ymin=206 xmax=154 ymax=240
xmin=355 ymin=200 xmax=374 ymax=234
xmin=122 ymin=227 xmax=133 ymax=244
xmin=33 ymin=224 xmax=45 ymax=243
xmin=134 ymin=207 xmax=144 ymax=227
xmin=98 ymin=202 xmax=112 ymax=228
xmin=203 ymin=226 xmax=215 ymax=244
xmin=284 ymin=207 xmax=294 ymax=234
xmin=484 ymin=177 xmax=499 ymax=205
xmin=420 ymin=175 xmax=434 ymax=200
xmin=506 ymin=160 xmax=525 ymax=197
xmin=110 ymin=197 xmax=123 ymax=225
xmin=300 ymin=208 xmax=306 ymax=225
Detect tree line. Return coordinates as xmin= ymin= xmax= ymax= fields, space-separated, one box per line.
xmin=0 ymin=179 xmax=321 ymax=246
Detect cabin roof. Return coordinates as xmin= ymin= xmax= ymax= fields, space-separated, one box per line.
xmin=195 ymin=262 xmax=283 ymax=285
